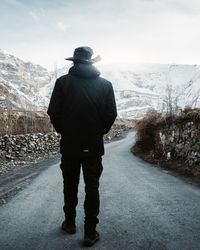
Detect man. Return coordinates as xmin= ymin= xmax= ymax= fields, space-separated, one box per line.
xmin=47 ymin=46 xmax=117 ymax=247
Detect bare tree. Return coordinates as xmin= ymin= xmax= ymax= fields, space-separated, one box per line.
xmin=162 ymin=83 xmax=180 ymax=115
xmin=162 ymin=65 xmax=180 ymax=115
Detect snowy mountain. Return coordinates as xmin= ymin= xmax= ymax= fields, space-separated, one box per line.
xmin=54 ymin=63 xmax=200 ymax=119
xmin=0 ymin=49 xmax=51 ymax=110
xmin=99 ymin=63 xmax=200 ymax=118
xmin=0 ymin=50 xmax=199 ymax=119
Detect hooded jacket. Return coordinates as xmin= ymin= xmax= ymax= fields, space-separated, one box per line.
xmin=47 ymin=63 xmax=117 ymax=156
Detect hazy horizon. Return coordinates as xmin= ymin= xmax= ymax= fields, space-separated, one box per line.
xmin=2 ymin=47 xmax=200 ymax=72
xmin=1 ymin=0 xmax=200 ymax=70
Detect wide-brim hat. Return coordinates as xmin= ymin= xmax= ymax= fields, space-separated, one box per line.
xmin=65 ymin=46 xmax=101 ymax=64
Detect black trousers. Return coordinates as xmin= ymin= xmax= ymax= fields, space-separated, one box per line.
xmin=60 ymin=155 xmax=103 ymax=233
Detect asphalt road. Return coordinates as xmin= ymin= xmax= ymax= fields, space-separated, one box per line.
xmin=0 ymin=132 xmax=200 ymax=250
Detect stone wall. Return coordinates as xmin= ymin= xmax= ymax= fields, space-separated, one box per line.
xmin=158 ymin=120 xmax=200 ymax=172
xmin=0 ymin=132 xmax=60 ymax=162
xmin=133 ymin=109 xmax=200 ymax=177
xmin=0 ymin=122 xmax=132 ymax=165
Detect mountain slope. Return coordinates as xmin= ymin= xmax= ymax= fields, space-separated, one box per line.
xmin=0 ymin=49 xmax=51 ymax=110
xmin=99 ymin=63 xmax=200 ymax=118
xmin=0 ymin=50 xmax=199 ymax=119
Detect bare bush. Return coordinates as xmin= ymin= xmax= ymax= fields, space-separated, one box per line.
xmin=134 ymin=110 xmax=163 ymax=153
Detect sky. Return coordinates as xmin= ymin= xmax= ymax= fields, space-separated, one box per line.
xmin=1 ymin=0 xmax=200 ymax=70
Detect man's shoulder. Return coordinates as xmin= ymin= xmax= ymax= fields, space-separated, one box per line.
xmin=97 ymin=76 xmax=112 ymax=87
xmin=56 ymin=74 xmax=113 ymax=89
xmin=57 ymin=74 xmax=71 ymax=82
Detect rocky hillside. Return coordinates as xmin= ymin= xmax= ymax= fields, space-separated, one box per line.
xmin=53 ymin=63 xmax=200 ymax=119
xmin=0 ymin=49 xmax=51 ymax=110
xmin=99 ymin=63 xmax=200 ymax=118
xmin=0 ymin=50 xmax=200 ymax=119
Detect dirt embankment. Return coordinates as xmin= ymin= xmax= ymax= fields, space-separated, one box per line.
xmin=0 ymin=110 xmax=52 ymax=136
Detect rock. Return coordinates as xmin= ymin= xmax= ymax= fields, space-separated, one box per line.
xmin=176 ymin=144 xmax=184 ymax=150
xmin=167 ymin=152 xmax=171 ymax=160
xmin=5 ymin=154 xmax=14 ymax=160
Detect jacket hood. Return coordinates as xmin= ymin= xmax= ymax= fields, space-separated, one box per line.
xmin=69 ymin=63 xmax=100 ymax=79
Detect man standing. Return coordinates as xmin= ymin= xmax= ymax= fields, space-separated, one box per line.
xmin=47 ymin=47 xmax=117 ymax=247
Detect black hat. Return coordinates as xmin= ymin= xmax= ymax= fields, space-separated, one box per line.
xmin=65 ymin=46 xmax=101 ymax=64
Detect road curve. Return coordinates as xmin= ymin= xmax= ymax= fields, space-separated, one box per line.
xmin=0 ymin=132 xmax=200 ymax=250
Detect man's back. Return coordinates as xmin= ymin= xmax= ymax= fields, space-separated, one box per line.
xmin=47 ymin=46 xmax=117 ymax=247
xmin=58 ymin=63 xmax=115 ymax=134
xmin=47 ymin=62 xmax=117 ymax=156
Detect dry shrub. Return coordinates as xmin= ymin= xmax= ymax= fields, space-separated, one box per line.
xmin=133 ymin=107 xmax=200 ymax=155
xmin=179 ymin=107 xmax=200 ymax=123
xmin=157 ymin=107 xmax=200 ymax=126
xmin=134 ymin=110 xmax=162 ymax=153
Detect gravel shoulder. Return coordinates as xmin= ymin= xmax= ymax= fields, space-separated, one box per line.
xmin=0 ymin=156 xmax=60 ymax=205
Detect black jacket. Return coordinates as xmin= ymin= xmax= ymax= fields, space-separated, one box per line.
xmin=47 ymin=63 xmax=117 ymax=156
